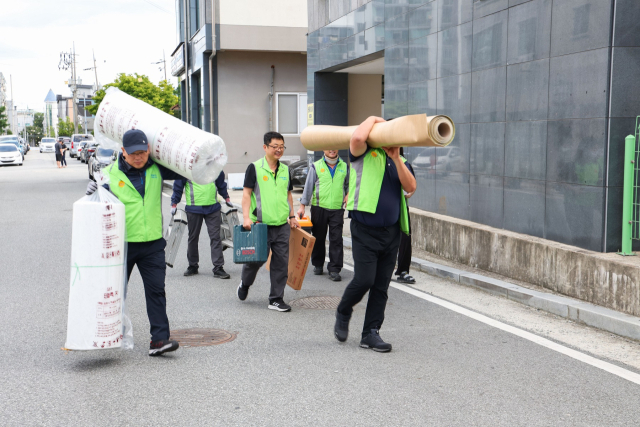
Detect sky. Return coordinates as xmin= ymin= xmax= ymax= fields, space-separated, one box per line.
xmin=0 ymin=0 xmax=177 ymax=113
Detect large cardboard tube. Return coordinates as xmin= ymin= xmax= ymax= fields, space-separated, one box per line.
xmin=300 ymin=114 xmax=455 ymax=151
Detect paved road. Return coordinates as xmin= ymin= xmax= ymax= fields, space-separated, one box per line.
xmin=2 ymin=152 xmax=640 ymax=426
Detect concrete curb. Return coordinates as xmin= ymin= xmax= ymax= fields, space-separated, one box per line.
xmin=343 ymin=237 xmax=640 ymax=341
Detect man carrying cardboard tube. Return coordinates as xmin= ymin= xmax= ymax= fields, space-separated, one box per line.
xmin=237 ymin=131 xmax=300 ymax=312
xmin=333 ymin=116 xmax=416 ymax=353
xmin=297 ymin=149 xmax=349 ymax=282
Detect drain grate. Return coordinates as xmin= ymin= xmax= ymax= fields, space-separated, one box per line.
xmin=170 ymin=328 xmax=237 ymax=347
xmin=290 ymin=296 xmax=341 ymax=310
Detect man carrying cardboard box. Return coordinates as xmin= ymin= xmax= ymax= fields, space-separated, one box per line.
xmin=237 ymin=132 xmax=300 ymax=312
xmin=297 ymin=149 xmax=349 ymax=282
xmin=334 ymin=117 xmax=416 ymax=353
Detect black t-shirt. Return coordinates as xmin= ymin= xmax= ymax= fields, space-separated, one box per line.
xmin=349 ymin=148 xmax=415 ymax=228
xmin=244 ymin=161 xmax=293 ymax=219
xmin=54 ymin=142 xmax=61 ymax=155
xmin=243 ymin=162 xmax=293 ymax=191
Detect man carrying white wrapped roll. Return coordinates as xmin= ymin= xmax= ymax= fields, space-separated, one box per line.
xmin=86 ymin=129 xmax=185 ymax=356
xmin=333 ymin=116 xmax=417 ymax=353
xmin=237 ymin=131 xmax=300 ymax=312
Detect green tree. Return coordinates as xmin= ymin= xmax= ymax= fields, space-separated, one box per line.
xmin=26 ymin=112 xmax=44 ymax=142
xmin=0 ymin=106 xmax=8 ymax=135
xmin=57 ymin=117 xmax=82 ymax=137
xmin=86 ymin=73 xmax=178 ymax=117
xmin=172 ymin=85 xmax=181 ymax=120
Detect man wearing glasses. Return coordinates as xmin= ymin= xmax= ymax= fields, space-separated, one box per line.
xmin=237 ymin=131 xmax=300 ymax=312
xmin=85 ymin=129 xmax=184 ymax=356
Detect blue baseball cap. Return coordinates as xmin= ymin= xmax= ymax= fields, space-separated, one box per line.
xmin=122 ymin=129 xmax=149 ymax=153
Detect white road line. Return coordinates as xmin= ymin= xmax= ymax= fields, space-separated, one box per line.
xmin=338 ymin=261 xmax=640 ymax=386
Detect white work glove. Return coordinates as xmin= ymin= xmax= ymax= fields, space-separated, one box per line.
xmin=225 ymin=198 xmax=233 ymax=208
xmin=86 ymin=181 xmax=98 ymax=195
xmin=171 ymin=205 xmax=177 ymax=216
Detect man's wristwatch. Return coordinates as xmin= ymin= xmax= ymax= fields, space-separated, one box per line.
xmin=289 ymin=215 xmax=295 ymax=219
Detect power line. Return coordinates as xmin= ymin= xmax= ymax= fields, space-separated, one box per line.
xmin=139 ymin=0 xmax=172 ymax=14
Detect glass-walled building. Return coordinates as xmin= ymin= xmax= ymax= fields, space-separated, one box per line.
xmin=306 ymin=0 xmax=640 ymax=252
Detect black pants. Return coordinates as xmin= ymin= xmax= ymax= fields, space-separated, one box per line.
xmin=310 ymin=206 xmax=344 ymax=272
xmin=60 ymin=152 xmax=67 ymax=166
xmin=241 ymin=223 xmax=290 ymax=302
xmin=126 ymin=238 xmax=170 ymax=342
xmin=337 ymin=220 xmax=401 ymax=337
xmin=186 ymin=211 xmax=224 ymax=270
xmin=395 ymin=203 xmax=411 ymax=275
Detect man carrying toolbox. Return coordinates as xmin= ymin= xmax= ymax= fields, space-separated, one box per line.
xmin=171 ymin=172 xmax=232 ymax=279
xmin=297 ymin=149 xmax=349 ymax=282
xmin=237 ymin=131 xmax=300 ymax=312
xmin=85 ymin=129 xmax=184 ymax=356
xmin=333 ymin=116 xmax=416 ymax=353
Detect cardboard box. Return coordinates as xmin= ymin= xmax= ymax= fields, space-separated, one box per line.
xmin=266 ymin=227 xmax=316 ymax=290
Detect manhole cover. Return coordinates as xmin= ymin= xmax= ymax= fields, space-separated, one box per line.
xmin=290 ymin=296 xmax=341 ymax=310
xmin=170 ymin=328 xmax=237 ymax=347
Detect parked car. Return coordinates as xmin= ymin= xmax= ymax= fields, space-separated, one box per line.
xmin=0 ymin=143 xmax=24 ymax=166
xmin=80 ymin=142 xmax=99 ymax=163
xmin=76 ymin=141 xmax=88 ymax=160
xmin=40 ymin=138 xmax=56 ymax=153
xmin=289 ymin=159 xmax=308 ymax=188
xmin=88 ymin=145 xmax=117 ymax=181
xmin=69 ymin=134 xmax=94 ymax=158
xmin=0 ymin=136 xmax=24 ymax=161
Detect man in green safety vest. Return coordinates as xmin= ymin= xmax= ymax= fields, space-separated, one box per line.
xmin=333 ymin=117 xmax=416 ymax=353
xmin=297 ymin=149 xmax=349 ymax=282
xmin=171 ymin=171 xmax=232 ymax=279
xmin=237 ymin=131 xmax=300 ymax=312
xmin=85 ymin=129 xmax=184 ymax=356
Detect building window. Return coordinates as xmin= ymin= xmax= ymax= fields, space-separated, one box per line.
xmin=176 ymin=0 xmax=185 ymax=43
xmin=276 ymin=93 xmax=308 ymax=136
xmin=190 ymin=0 xmax=200 ymax=38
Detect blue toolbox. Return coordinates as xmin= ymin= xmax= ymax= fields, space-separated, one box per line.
xmin=233 ymin=223 xmax=269 ymax=264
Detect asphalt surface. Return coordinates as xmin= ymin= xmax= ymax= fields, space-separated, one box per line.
xmin=2 ymin=151 xmax=640 ymax=426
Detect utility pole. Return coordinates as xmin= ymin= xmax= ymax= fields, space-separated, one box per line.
xmin=10 ymin=74 xmax=15 ymax=134
xmin=72 ymin=42 xmax=78 ymax=135
xmin=92 ymin=50 xmax=100 ymax=90
xmin=152 ymin=50 xmax=168 ymax=82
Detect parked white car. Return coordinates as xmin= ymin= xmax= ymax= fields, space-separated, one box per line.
xmin=0 ymin=143 xmax=24 ymax=166
xmin=40 ymin=138 xmax=56 ymax=153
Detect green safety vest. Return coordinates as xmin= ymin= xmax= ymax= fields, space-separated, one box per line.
xmin=346 ymin=148 xmax=410 ymax=235
xmin=108 ymin=161 xmax=163 ymax=243
xmin=311 ymin=157 xmax=348 ymax=210
xmin=185 ymin=180 xmax=217 ymax=206
xmin=250 ymin=157 xmax=291 ymax=226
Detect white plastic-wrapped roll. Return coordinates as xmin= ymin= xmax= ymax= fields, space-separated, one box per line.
xmin=65 ymin=189 xmax=126 ymax=350
xmin=94 ymin=87 xmax=227 ymax=185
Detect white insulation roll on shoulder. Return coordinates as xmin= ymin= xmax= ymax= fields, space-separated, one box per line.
xmin=65 ymin=188 xmax=127 ymax=350
xmin=94 ymin=87 xmax=227 ymax=185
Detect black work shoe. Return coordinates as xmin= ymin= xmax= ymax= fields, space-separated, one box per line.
xmin=313 ymin=266 xmax=323 ymax=275
xmin=213 ymin=267 xmax=230 ymax=279
xmin=184 ymin=266 xmax=198 ymax=276
xmin=268 ymin=299 xmax=291 ymax=312
xmin=396 ymin=271 xmax=415 ymax=284
xmin=360 ymin=329 xmax=392 ymax=352
xmin=237 ymin=281 xmax=249 ymax=301
xmin=329 ymin=272 xmax=342 ymax=282
xmin=334 ymin=312 xmax=350 ymax=342
xmin=149 ymin=339 xmax=179 ymax=356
